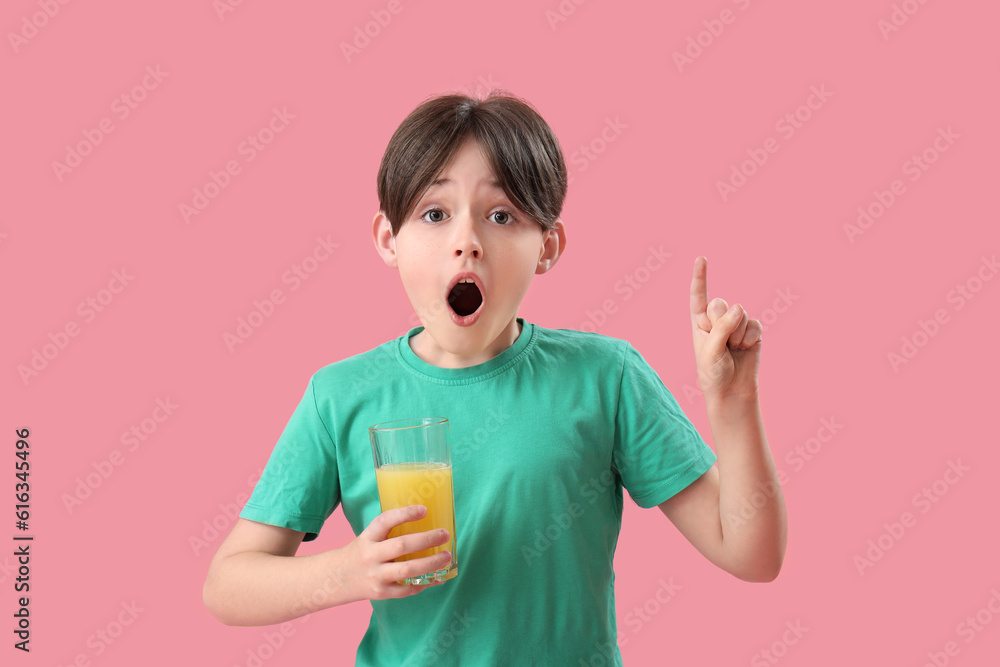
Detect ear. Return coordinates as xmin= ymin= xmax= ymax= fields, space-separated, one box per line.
xmin=372 ymin=211 xmax=399 ymax=269
xmin=536 ymin=218 xmax=567 ymax=274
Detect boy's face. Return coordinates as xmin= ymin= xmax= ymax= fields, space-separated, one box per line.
xmin=373 ymin=137 xmax=566 ymax=368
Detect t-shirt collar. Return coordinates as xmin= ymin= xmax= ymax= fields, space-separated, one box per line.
xmin=396 ymin=317 xmax=535 ymax=382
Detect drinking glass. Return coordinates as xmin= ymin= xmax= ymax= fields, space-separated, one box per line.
xmin=369 ymin=417 xmax=458 ymax=584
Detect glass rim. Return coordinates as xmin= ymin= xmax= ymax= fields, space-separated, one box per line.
xmin=368 ymin=417 xmax=449 ymax=432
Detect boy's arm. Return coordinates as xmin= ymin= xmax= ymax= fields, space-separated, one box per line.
xmin=657 ymin=257 xmax=786 ymax=582
xmin=203 ymin=507 xmax=453 ymax=626
xmin=202 ymin=518 xmax=359 ymax=626
xmin=657 ymin=394 xmax=786 ymax=583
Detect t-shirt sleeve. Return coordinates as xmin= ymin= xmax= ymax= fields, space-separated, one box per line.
xmin=239 ymin=375 xmax=340 ymax=541
xmin=612 ymin=342 xmax=717 ymax=509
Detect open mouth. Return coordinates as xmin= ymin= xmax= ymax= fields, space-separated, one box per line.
xmin=448 ymin=281 xmax=483 ymax=317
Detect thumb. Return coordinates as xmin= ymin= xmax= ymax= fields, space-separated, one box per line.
xmin=705 ymin=303 xmax=743 ymax=357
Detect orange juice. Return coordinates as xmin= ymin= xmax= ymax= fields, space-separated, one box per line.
xmin=375 ymin=462 xmax=457 ymax=575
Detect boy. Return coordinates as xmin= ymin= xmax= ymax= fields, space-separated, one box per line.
xmin=203 ymin=90 xmax=787 ymax=665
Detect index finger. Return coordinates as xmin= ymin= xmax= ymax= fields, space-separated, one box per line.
xmin=690 ymin=256 xmax=711 ymax=328
xmin=365 ymin=505 xmax=427 ymax=542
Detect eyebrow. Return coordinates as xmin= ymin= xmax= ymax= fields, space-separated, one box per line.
xmin=427 ymin=178 xmax=503 ymax=191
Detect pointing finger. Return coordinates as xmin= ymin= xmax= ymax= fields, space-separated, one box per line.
xmin=691 ymin=256 xmax=710 ymax=331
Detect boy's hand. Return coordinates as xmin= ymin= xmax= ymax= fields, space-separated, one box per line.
xmin=690 ymin=256 xmax=762 ymax=400
xmin=344 ymin=505 xmax=452 ymax=600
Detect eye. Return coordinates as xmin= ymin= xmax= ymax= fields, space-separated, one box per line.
xmin=490 ymin=208 xmax=517 ymax=225
xmin=420 ymin=208 xmax=447 ymax=223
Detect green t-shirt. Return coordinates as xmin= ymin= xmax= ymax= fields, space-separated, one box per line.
xmin=240 ymin=317 xmax=717 ymax=666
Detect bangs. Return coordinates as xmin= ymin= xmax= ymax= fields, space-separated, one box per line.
xmin=377 ymin=91 xmax=567 ymax=236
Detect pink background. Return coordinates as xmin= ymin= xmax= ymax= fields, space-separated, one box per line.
xmin=4 ymin=0 xmax=999 ymax=665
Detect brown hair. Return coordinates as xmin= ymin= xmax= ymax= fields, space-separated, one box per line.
xmin=376 ymin=90 xmax=567 ymax=236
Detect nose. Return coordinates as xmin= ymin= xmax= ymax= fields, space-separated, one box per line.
xmin=451 ymin=213 xmax=482 ymax=259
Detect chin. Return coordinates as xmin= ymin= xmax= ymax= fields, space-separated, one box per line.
xmin=435 ymin=318 xmax=492 ymax=344
xmin=440 ymin=326 xmax=487 ymax=349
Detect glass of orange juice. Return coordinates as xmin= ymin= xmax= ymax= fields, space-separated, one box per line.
xmin=369 ymin=417 xmax=458 ymax=585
